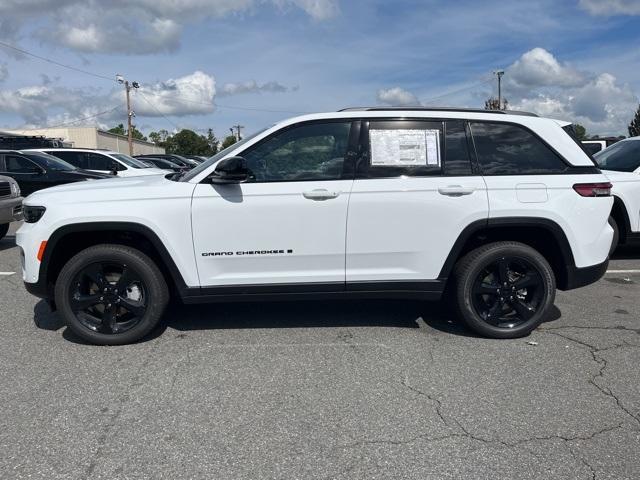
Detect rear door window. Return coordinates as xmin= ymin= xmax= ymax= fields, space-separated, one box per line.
xmin=470 ymin=122 xmax=568 ymax=175
xmin=86 ymin=153 xmax=114 ymax=171
xmin=49 ymin=151 xmax=87 ymax=169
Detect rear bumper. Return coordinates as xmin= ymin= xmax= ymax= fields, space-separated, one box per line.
xmin=563 ymin=259 xmax=608 ymax=290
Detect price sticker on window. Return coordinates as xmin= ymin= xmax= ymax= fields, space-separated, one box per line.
xmin=370 ymin=129 xmax=441 ymax=167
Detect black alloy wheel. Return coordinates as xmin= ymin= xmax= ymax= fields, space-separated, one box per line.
xmin=55 ymin=244 xmax=169 ymax=345
xmin=69 ymin=262 xmax=147 ymax=334
xmin=470 ymin=256 xmax=543 ymax=329
xmin=453 ymin=242 xmax=555 ymax=339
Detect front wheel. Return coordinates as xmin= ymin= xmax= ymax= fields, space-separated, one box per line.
xmin=54 ymin=244 xmax=169 ymax=345
xmin=453 ymin=242 xmax=555 ymax=339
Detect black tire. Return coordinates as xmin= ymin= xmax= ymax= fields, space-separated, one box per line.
xmin=608 ymin=216 xmax=619 ymax=256
xmin=452 ymin=241 xmax=555 ymax=339
xmin=54 ymin=244 xmax=169 ymax=345
xmin=0 ymin=223 xmax=9 ymax=241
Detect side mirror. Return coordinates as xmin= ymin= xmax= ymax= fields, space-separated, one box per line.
xmin=208 ymin=156 xmax=250 ymax=184
xmin=29 ymin=166 xmax=45 ymax=175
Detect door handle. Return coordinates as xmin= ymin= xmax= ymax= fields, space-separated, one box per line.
xmin=438 ymin=185 xmax=475 ymax=197
xmin=302 ymin=189 xmax=340 ymax=201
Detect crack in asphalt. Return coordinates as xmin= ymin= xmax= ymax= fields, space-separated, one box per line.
xmin=540 ymin=329 xmax=640 ymax=429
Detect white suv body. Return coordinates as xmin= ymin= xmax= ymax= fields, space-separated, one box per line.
xmin=17 ymin=108 xmax=614 ymax=344
xmin=26 ymin=148 xmax=170 ymax=177
xmin=593 ymin=137 xmax=640 ymax=246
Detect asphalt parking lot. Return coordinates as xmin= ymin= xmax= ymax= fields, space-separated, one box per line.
xmin=1 ymin=222 xmax=639 ymax=480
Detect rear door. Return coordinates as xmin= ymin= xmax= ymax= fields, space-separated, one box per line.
xmin=346 ymin=119 xmax=489 ymax=288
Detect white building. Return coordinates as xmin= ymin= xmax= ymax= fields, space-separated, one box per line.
xmin=4 ymin=127 xmax=164 ymax=155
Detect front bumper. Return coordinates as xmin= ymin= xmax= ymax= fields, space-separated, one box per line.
xmin=0 ymin=196 xmax=22 ymax=223
xmin=563 ymin=259 xmax=609 ymax=290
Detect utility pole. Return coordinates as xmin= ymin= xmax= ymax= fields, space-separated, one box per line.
xmin=231 ymin=124 xmax=244 ymax=141
xmin=493 ymin=70 xmax=505 ymax=110
xmin=116 ymin=74 xmax=140 ymax=155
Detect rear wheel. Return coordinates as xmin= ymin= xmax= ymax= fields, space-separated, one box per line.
xmin=453 ymin=242 xmax=555 ymax=339
xmin=0 ymin=223 xmax=9 ymax=240
xmin=54 ymin=244 xmax=169 ymax=345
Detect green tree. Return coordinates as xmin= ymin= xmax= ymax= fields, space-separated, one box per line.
xmin=171 ymin=129 xmax=211 ymax=155
xmin=574 ymin=124 xmax=587 ymax=140
xmin=206 ymin=128 xmax=219 ymax=156
xmin=108 ymin=123 xmax=146 ymax=141
xmin=221 ymin=135 xmax=237 ymax=149
xmin=630 ymin=105 xmax=640 ymax=137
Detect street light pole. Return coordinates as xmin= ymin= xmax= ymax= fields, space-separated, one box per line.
xmin=493 ymin=70 xmax=505 ymax=110
xmin=125 ymin=81 xmax=133 ymax=155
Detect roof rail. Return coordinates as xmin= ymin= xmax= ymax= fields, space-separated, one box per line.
xmin=338 ymin=107 xmax=538 ymax=117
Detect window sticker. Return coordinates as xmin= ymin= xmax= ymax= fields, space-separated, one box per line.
xmin=370 ymin=129 xmax=441 ymax=167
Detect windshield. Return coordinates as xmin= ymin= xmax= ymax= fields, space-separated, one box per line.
xmin=111 ymin=153 xmax=151 ymax=169
xmin=594 ymin=140 xmax=640 ymax=172
xmin=22 ymin=152 xmax=76 ymax=171
xmin=180 ymin=128 xmax=268 ymax=182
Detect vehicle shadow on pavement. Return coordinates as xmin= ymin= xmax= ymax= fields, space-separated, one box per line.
xmin=0 ymin=234 xmax=16 ymax=252
xmin=611 ymin=245 xmax=640 ymax=260
xmin=33 ymin=299 xmax=562 ymax=345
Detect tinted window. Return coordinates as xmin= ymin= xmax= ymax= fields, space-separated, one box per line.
xmin=594 ymin=141 xmax=640 ymax=172
xmin=3 ymin=155 xmax=39 ymax=173
xmin=48 ymin=151 xmax=87 ymax=169
xmin=444 ymin=121 xmax=473 ymax=176
xmin=22 ymin=152 xmax=75 ymax=171
xmin=471 ymin=122 xmax=568 ymax=175
xmin=242 ymin=122 xmax=351 ymax=182
xmin=362 ymin=120 xmax=443 ymax=178
xmin=86 ymin=153 xmax=114 ymax=171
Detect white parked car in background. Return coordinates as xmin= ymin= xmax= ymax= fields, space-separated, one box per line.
xmin=25 ymin=149 xmax=171 ymax=177
xmin=593 ymin=137 xmax=640 ymax=249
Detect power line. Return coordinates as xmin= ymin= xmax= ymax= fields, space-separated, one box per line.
xmin=0 ymin=40 xmax=115 ymax=82
xmin=44 ymin=106 xmax=122 ymax=129
xmin=421 ymin=77 xmax=494 ymax=105
xmin=135 ymin=90 xmax=180 ymax=130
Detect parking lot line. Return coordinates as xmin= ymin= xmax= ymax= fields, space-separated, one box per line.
xmin=0 ymin=272 xmax=15 ymax=276
xmin=606 ymin=269 xmax=640 ymax=274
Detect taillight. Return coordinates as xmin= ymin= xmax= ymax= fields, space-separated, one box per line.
xmin=573 ymin=182 xmax=612 ymax=197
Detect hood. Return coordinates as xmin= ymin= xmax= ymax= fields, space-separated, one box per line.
xmin=128 ymin=167 xmax=171 ymax=176
xmin=23 ymin=173 xmax=195 ymax=205
xmin=72 ymin=169 xmax=113 ymax=179
xmin=601 ymin=170 xmax=640 ymax=184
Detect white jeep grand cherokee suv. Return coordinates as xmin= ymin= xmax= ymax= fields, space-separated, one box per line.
xmin=17 ymin=108 xmax=614 ymax=345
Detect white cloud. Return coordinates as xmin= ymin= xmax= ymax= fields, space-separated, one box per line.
xmin=505 ymin=48 xmax=639 ymax=135
xmin=219 ymin=80 xmax=295 ymax=96
xmin=130 ymin=71 xmax=216 ymax=116
xmin=376 ymin=87 xmax=421 ymax=106
xmin=0 ymin=0 xmax=339 ymax=54
xmin=0 ymin=70 xmax=220 ymax=126
xmin=508 ymin=47 xmax=585 ymax=89
xmin=579 ymin=0 xmax=640 ymax=16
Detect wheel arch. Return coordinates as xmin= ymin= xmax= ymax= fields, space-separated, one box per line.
xmin=40 ymin=222 xmax=189 ymax=299
xmin=439 ymin=217 xmax=577 ymax=290
xmin=610 ymin=195 xmax=631 ymax=244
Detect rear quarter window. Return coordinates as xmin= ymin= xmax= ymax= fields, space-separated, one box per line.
xmin=470 ymin=122 xmax=569 ymax=175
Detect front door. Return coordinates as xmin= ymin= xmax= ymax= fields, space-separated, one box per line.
xmin=346 ymin=119 xmax=489 ymax=286
xmin=191 ymin=120 xmax=358 ymax=289
xmin=0 ymin=154 xmax=48 ymax=196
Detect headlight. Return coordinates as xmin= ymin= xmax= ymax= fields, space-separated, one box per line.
xmin=23 ymin=206 xmax=46 ymax=223
xmin=11 ymin=182 xmax=20 ymax=197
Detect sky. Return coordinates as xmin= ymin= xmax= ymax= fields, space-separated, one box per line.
xmin=0 ymin=0 xmax=639 ymax=139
